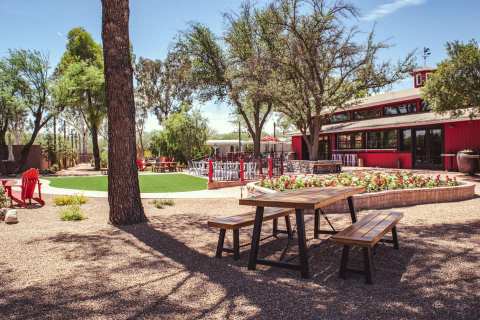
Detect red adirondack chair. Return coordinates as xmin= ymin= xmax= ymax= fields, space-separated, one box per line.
xmin=3 ymin=168 xmax=45 ymax=208
xmin=136 ymin=159 xmax=146 ymax=171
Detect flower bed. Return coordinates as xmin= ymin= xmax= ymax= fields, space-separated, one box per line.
xmin=259 ymin=172 xmax=459 ymax=192
xmin=248 ymin=171 xmax=475 ymax=213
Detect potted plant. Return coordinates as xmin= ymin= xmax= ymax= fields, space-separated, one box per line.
xmin=457 ymin=149 xmax=478 ymax=175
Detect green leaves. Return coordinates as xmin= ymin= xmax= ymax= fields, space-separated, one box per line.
xmin=149 ymin=109 xmax=209 ymax=162
xmin=422 ymin=40 xmax=480 ymax=117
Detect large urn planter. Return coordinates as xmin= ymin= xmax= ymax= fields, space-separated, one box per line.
xmin=457 ymin=150 xmax=479 ymax=175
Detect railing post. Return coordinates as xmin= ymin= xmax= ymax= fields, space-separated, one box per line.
xmin=280 ymin=156 xmax=284 ymax=175
xmin=268 ymin=156 xmax=273 ymax=178
xmin=239 ymin=158 xmax=244 ymax=182
xmin=258 ymin=158 xmax=263 ymax=176
xmin=208 ymin=159 xmax=213 ymax=183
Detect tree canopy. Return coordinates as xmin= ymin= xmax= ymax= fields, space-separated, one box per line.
xmin=422 ymin=40 xmax=480 ymax=117
xmin=56 ymin=27 xmax=106 ymax=170
xmin=257 ymin=0 xmax=415 ymax=159
xmin=149 ymin=108 xmax=209 ymax=162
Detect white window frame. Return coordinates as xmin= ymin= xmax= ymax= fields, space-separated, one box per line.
xmin=415 ymin=73 xmax=423 ymax=86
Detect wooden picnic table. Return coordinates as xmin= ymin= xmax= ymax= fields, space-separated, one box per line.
xmin=239 ymin=186 xmax=365 ymax=278
xmin=153 ymin=161 xmax=178 ymax=172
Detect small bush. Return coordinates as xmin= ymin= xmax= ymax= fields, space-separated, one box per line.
xmin=59 ymin=205 xmax=86 ymax=221
xmin=0 ymin=187 xmax=8 ymax=209
xmin=54 ymin=194 xmax=87 ymax=206
xmin=151 ymin=199 xmax=175 ymax=209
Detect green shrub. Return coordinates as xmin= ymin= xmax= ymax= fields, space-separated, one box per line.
xmin=151 ymin=199 xmax=175 ymax=209
xmin=54 ymin=194 xmax=88 ymax=206
xmin=0 ymin=187 xmax=8 ymax=209
xmin=59 ymin=205 xmax=86 ymax=221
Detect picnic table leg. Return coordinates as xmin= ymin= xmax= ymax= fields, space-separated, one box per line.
xmin=314 ymin=209 xmax=320 ymax=239
xmin=347 ymin=196 xmax=357 ymax=223
xmin=392 ymin=226 xmax=399 ymax=249
xmin=233 ymin=229 xmax=240 ymax=260
xmin=248 ymin=206 xmax=264 ymax=270
xmin=272 ymin=218 xmax=278 ymax=237
xmin=295 ymin=209 xmax=310 ymax=278
xmin=285 ymin=215 xmax=293 ymax=239
xmin=215 ymin=229 xmax=226 ymax=258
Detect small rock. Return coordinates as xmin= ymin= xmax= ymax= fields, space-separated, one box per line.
xmin=5 ymin=209 xmax=18 ymax=224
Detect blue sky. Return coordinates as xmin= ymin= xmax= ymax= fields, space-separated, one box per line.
xmin=1 ymin=0 xmax=479 ymax=134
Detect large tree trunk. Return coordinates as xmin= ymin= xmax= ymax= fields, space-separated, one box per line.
xmin=102 ymin=0 xmax=146 ymax=225
xmin=52 ymin=116 xmax=57 ymax=165
xmin=252 ymin=134 xmax=261 ymax=159
xmin=91 ymin=125 xmax=101 ymax=170
xmin=0 ymin=126 xmax=7 ymax=160
xmin=17 ymin=128 xmax=40 ymax=172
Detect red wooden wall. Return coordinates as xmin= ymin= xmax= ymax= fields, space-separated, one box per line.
xmin=291 ymin=135 xmax=303 ymax=160
xmin=357 ymin=151 xmax=412 ymax=169
xmin=443 ymin=120 xmax=480 ymax=170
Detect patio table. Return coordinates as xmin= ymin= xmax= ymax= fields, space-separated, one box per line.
xmin=239 ymin=186 xmax=365 ymax=278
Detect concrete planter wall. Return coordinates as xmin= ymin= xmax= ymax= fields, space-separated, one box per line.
xmin=246 ymin=182 xmax=476 ymax=213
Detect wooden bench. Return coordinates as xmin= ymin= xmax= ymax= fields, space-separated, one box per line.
xmin=312 ymin=160 xmax=342 ymax=174
xmin=100 ymin=168 xmax=108 ymax=175
xmin=331 ymin=211 xmax=403 ymax=284
xmin=208 ymin=208 xmax=294 ymax=260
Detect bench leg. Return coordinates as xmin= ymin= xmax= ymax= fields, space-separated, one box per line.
xmin=285 ymin=215 xmax=293 ymax=239
xmin=339 ymin=245 xmax=350 ymax=279
xmin=363 ymin=247 xmax=374 ymax=284
xmin=233 ymin=229 xmax=240 ymax=260
xmin=216 ymin=229 xmax=226 ymax=258
xmin=314 ymin=209 xmax=320 ymax=239
xmin=392 ymin=226 xmax=399 ymax=250
xmin=272 ymin=218 xmax=278 ymax=237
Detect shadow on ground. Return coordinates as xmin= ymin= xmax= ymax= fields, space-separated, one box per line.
xmin=1 ymin=213 xmax=479 ymax=319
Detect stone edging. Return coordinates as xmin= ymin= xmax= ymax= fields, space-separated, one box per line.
xmin=247 ymin=182 xmax=476 ymax=213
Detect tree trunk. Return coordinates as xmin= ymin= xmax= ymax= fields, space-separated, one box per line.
xmin=0 ymin=132 xmax=7 ymax=161
xmin=102 ymin=0 xmax=147 ymax=225
xmin=91 ymin=125 xmax=101 ymax=170
xmin=52 ymin=116 xmax=57 ymax=164
xmin=253 ymin=134 xmax=261 ymax=159
xmin=17 ymin=128 xmax=40 ymax=172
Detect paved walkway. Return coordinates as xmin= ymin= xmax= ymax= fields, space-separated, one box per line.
xmin=37 ymin=178 xmax=243 ymax=199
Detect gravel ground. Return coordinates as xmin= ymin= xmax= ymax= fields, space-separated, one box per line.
xmin=0 ymin=194 xmax=479 ymax=319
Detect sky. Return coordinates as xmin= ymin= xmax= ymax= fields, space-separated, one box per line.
xmin=1 ymin=0 xmax=479 ymax=134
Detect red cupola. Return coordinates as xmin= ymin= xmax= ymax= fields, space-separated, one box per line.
xmin=410 ymin=67 xmax=436 ymax=88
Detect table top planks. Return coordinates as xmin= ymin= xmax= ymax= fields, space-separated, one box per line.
xmin=239 ymin=186 xmax=365 ymax=210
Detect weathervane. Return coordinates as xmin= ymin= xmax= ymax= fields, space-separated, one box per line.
xmin=423 ymin=47 xmax=431 ymax=67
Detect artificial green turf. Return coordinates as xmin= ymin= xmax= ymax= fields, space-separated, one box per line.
xmin=45 ymin=174 xmax=207 ymax=193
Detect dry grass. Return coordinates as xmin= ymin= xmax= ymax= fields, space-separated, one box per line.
xmin=0 ymin=194 xmax=479 ymax=319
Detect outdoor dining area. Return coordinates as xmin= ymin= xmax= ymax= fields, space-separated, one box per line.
xmin=209 ymin=186 xmax=403 ymax=284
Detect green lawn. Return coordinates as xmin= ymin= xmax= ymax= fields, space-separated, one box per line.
xmin=45 ymin=174 xmax=207 ymax=193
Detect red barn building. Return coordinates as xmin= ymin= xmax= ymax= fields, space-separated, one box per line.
xmin=291 ymin=68 xmax=480 ymax=170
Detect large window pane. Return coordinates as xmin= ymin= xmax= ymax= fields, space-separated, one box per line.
xmin=384 ymin=103 xmax=417 ymax=116
xmin=366 ymin=130 xmax=397 ymax=149
xmin=336 ymin=132 xmax=364 ymax=150
xmin=400 ymin=129 xmax=412 ymax=151
xmin=421 ymin=101 xmax=431 ymax=112
xmin=330 ymin=112 xmax=349 ymax=123
xmin=353 ymin=109 xmax=382 ymax=120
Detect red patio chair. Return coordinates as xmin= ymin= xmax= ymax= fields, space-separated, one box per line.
xmin=4 ymin=168 xmax=45 ymax=208
xmin=136 ymin=159 xmax=146 ymax=171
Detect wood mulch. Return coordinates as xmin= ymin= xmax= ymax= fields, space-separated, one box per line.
xmin=0 ymin=192 xmax=479 ymax=319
